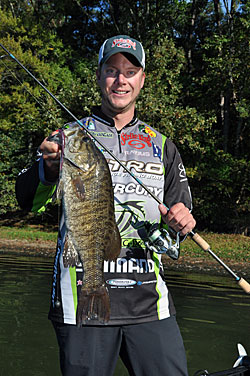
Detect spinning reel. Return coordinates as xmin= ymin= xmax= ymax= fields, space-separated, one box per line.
xmin=3 ymin=42 xmax=249 ymax=293
xmin=144 ymin=224 xmax=180 ymax=260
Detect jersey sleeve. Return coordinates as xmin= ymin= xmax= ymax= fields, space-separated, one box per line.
xmin=162 ymin=139 xmax=192 ymax=210
xmin=15 ymin=159 xmax=57 ymax=213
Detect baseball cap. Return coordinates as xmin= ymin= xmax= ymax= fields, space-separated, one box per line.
xmin=98 ymin=35 xmax=145 ymax=70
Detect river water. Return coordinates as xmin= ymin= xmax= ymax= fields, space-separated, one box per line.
xmin=0 ymin=253 xmax=249 ymax=376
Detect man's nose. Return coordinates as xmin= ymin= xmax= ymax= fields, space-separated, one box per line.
xmin=115 ymin=72 xmax=126 ymax=84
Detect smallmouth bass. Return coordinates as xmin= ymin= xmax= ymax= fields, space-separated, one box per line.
xmin=58 ymin=125 xmax=121 ymax=326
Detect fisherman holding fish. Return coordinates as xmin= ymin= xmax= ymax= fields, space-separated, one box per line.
xmin=16 ymin=35 xmax=196 ymax=375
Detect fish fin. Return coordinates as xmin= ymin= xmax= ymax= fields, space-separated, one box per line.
xmin=104 ymin=225 xmax=121 ymax=261
xmin=76 ymin=285 xmax=110 ymax=326
xmin=72 ymin=176 xmax=85 ymax=200
xmin=63 ymin=235 xmax=80 ymax=267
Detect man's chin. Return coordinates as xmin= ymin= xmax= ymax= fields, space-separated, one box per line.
xmin=101 ymin=95 xmax=136 ymax=116
xmin=110 ymin=100 xmax=128 ymax=110
xmin=107 ymin=99 xmax=134 ymax=113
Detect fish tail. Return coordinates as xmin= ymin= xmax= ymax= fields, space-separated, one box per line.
xmin=76 ymin=285 xmax=110 ymax=326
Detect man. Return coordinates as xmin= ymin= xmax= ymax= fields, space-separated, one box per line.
xmin=16 ymin=35 xmax=196 ymax=375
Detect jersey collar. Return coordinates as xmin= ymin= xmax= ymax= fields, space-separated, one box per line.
xmin=92 ymin=106 xmax=138 ymax=129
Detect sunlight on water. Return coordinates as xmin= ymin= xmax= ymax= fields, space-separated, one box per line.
xmin=0 ymin=254 xmax=249 ymax=375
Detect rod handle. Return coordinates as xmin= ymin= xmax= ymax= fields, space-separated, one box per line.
xmin=238 ymin=278 xmax=250 ymax=294
xmin=189 ymin=231 xmax=210 ymax=251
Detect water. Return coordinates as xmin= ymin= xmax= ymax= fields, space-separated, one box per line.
xmin=0 ymin=253 xmax=249 ymax=376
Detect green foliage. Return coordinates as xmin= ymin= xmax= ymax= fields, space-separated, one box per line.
xmin=0 ymin=1 xmax=249 ymax=234
xmin=191 ymin=151 xmax=250 ymax=234
xmin=0 ymin=8 xmax=98 ymax=214
xmin=137 ymin=36 xmax=186 ymax=134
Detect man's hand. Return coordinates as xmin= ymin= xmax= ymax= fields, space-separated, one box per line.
xmin=39 ymin=131 xmax=61 ymax=182
xmin=159 ymin=202 xmax=196 ymax=236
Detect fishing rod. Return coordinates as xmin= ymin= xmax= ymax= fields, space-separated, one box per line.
xmin=0 ymin=54 xmax=62 ymax=127
xmin=1 ymin=42 xmax=250 ymax=294
xmin=0 ymin=44 xmax=160 ymax=201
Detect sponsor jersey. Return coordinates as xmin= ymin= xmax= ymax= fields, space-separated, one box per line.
xmin=15 ymin=107 xmax=192 ymax=325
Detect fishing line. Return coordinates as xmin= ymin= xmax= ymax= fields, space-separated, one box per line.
xmin=0 ymin=54 xmax=62 ymax=128
xmin=0 ymin=56 xmax=60 ymax=156
xmin=1 ymin=42 xmax=250 ymax=294
xmin=0 ymin=43 xmax=160 ymax=203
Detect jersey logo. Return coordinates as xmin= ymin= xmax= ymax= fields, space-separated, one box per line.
xmin=138 ymin=123 xmax=156 ymax=138
xmin=85 ymin=118 xmax=96 ymax=130
xmin=115 ymin=200 xmax=146 ymax=237
xmin=120 ymin=132 xmax=152 ymax=149
xmin=178 ymin=163 xmax=187 ymax=182
xmin=106 ymin=279 xmax=137 ymax=287
xmin=144 ymin=126 xmax=156 ymax=138
xmin=152 ymin=142 xmax=162 ymax=160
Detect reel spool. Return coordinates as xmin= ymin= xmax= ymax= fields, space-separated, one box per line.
xmin=144 ymin=225 xmax=180 ymax=260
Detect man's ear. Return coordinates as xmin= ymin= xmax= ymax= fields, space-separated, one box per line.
xmin=141 ymin=72 xmax=146 ymax=89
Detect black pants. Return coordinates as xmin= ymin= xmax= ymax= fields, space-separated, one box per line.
xmin=52 ymin=316 xmax=188 ymax=376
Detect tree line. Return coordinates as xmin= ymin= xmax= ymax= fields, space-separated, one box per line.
xmin=0 ymin=0 xmax=249 ymax=234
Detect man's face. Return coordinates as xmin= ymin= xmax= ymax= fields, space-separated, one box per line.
xmin=96 ymin=53 xmax=145 ymax=116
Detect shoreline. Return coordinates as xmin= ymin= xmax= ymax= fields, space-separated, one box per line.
xmin=1 ymin=238 xmax=249 ymax=278
xmin=0 ymin=238 xmax=56 ymax=258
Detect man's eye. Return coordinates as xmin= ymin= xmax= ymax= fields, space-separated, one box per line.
xmin=128 ymin=71 xmax=136 ymax=75
xmin=106 ymin=68 xmax=116 ymax=76
xmin=126 ymin=71 xmax=136 ymax=77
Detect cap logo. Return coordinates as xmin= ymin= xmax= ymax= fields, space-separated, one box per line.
xmin=112 ymin=38 xmax=136 ymax=51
